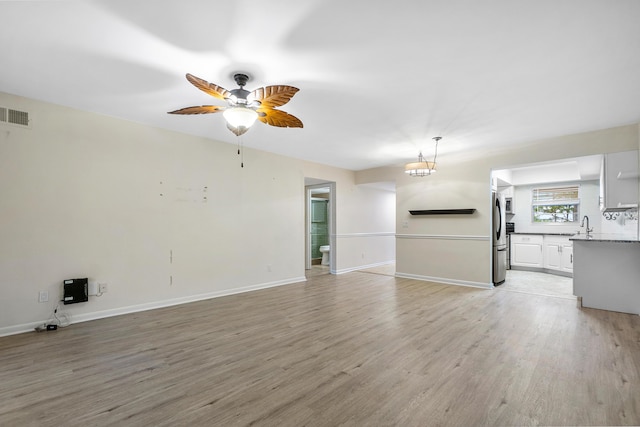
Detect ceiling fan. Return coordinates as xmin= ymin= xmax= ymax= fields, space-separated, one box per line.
xmin=168 ymin=73 xmax=303 ymax=136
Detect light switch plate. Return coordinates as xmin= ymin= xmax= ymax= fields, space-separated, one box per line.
xmin=38 ymin=291 xmax=49 ymax=303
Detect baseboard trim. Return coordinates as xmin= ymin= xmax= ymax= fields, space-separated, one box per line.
xmin=335 ymin=232 xmax=395 ymax=238
xmin=395 ymin=272 xmax=493 ymax=289
xmin=396 ymin=234 xmax=490 ymax=241
xmin=0 ymin=276 xmax=307 ymax=337
xmin=510 ymin=266 xmax=573 ymax=278
xmin=334 ymin=260 xmax=395 ymax=275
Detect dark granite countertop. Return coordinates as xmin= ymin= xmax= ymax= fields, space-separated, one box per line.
xmin=570 ymin=233 xmax=640 ymax=243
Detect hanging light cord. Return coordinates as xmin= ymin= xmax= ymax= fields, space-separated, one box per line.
xmin=431 ymin=136 xmax=441 ymax=171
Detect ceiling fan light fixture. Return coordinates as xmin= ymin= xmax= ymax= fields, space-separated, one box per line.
xmin=223 ymin=106 xmax=258 ymax=129
xmin=168 ymin=72 xmax=302 ymax=141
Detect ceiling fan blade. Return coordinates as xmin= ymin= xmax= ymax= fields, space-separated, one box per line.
xmin=227 ymin=122 xmax=250 ymax=136
xmin=185 ymin=73 xmax=231 ymax=101
xmin=250 ymin=85 xmax=299 ymax=108
xmin=257 ymin=108 xmax=303 ymax=128
xmin=167 ymin=105 xmax=225 ymax=115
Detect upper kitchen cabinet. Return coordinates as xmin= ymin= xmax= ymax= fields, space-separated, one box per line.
xmin=599 ymin=150 xmax=639 ymax=212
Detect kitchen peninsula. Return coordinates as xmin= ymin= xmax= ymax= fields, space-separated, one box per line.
xmin=572 ymin=233 xmax=640 ymax=315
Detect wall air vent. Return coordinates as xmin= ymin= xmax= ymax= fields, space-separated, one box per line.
xmin=0 ymin=106 xmax=30 ymax=128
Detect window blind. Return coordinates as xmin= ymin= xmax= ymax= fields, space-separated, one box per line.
xmin=532 ymin=186 xmax=579 ymax=205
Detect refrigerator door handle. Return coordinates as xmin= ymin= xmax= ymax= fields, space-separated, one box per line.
xmin=495 ymin=198 xmax=502 ymax=241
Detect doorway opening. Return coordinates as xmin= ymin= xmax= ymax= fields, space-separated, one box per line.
xmin=305 ymin=179 xmax=336 ymax=275
xmin=490 ymin=154 xmax=606 ymax=298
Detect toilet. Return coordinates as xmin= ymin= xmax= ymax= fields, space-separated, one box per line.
xmin=319 ymin=245 xmax=330 ymax=265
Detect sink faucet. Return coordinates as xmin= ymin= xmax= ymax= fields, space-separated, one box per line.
xmin=580 ymin=215 xmax=593 ymax=235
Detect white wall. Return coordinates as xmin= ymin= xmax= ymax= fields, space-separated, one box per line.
xmin=0 ymin=92 xmax=395 ymax=335
xmin=511 ymin=179 xmax=638 ymax=236
xmin=511 ymin=180 xmax=600 ymax=234
xmin=395 ymin=160 xmax=491 ymax=288
xmin=332 ymin=184 xmax=395 ymax=273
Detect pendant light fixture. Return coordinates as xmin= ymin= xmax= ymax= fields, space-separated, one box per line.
xmin=405 ymin=136 xmax=442 ymax=177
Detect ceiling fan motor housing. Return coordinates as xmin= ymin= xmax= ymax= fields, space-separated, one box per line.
xmin=233 ymin=73 xmax=250 ymax=87
xmin=230 ymin=73 xmax=252 ymax=105
xmin=230 ymin=88 xmax=251 ymax=104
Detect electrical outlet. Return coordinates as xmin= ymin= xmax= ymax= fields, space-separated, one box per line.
xmin=98 ymin=283 xmax=108 ymax=293
xmin=38 ymin=290 xmax=49 ymax=303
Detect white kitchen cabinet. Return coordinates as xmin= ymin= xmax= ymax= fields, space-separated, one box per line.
xmin=599 ymin=150 xmax=639 ymax=211
xmin=498 ymin=185 xmax=514 ymax=198
xmin=544 ymin=241 xmax=562 ymax=270
xmin=511 ymin=234 xmax=543 ymax=268
xmin=561 ymin=243 xmax=573 ymax=273
xmin=543 ymin=236 xmax=573 ymax=273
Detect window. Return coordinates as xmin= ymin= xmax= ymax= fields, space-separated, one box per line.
xmin=531 ymin=186 xmax=580 ymax=223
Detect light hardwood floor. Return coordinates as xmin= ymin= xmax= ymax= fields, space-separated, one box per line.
xmin=1 ymin=271 xmax=639 ymax=426
xmin=500 ymin=269 xmax=575 ymax=300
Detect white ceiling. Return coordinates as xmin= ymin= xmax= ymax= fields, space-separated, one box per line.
xmin=1 ymin=0 xmax=639 ymax=171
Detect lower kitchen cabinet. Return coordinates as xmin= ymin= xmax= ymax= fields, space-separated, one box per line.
xmin=511 ymin=234 xmax=543 ymax=268
xmin=544 ymin=240 xmax=562 ymax=270
xmin=544 ymin=236 xmax=573 ymax=273
xmin=511 ymin=234 xmax=573 ymax=274
xmin=560 ymin=243 xmax=573 ymax=273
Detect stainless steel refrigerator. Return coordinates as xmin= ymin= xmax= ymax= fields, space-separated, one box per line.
xmin=492 ymin=192 xmax=507 ymax=285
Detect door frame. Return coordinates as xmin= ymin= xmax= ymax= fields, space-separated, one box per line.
xmin=305 ymin=182 xmax=336 ymax=272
